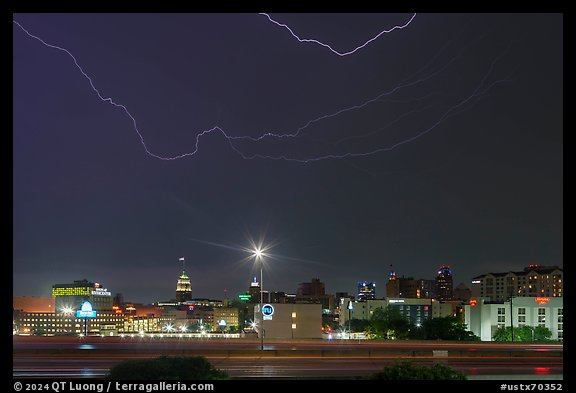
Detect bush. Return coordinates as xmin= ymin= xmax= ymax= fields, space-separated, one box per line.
xmin=108 ymin=356 xmax=228 ymax=380
xmin=369 ymin=361 xmax=467 ymax=380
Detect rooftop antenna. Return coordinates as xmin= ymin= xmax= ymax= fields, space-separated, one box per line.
xmin=179 ymin=257 xmax=185 ymax=272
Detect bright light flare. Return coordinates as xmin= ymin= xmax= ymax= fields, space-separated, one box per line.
xmin=61 ymin=306 xmax=74 ymax=315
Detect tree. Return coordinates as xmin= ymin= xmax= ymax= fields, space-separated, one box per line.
xmin=493 ymin=326 xmax=552 ymax=342
xmin=420 ymin=316 xmax=479 ymax=341
xmin=349 ymin=318 xmax=370 ymax=332
xmin=108 ymin=356 xmax=228 ymax=380
xmin=533 ymin=326 xmax=552 ymax=341
xmin=368 ymin=307 xmax=412 ymax=339
xmin=369 ymin=361 xmax=467 ymax=380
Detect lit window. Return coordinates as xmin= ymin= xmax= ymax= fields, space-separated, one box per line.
xmin=291 ymin=323 xmax=296 ymax=329
xmin=291 ymin=312 xmax=296 ymax=318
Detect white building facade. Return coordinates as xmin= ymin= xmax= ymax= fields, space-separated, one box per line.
xmin=464 ymin=297 xmax=563 ymax=341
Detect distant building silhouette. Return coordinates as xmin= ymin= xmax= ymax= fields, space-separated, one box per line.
xmin=453 ymin=283 xmax=471 ymax=301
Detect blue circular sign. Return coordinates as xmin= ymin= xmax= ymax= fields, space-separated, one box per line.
xmin=262 ymin=304 xmax=274 ymax=316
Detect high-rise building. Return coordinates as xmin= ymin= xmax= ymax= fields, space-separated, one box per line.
xmin=357 ymin=282 xmax=376 ymax=302
xmin=471 ymin=265 xmax=563 ymax=301
xmin=386 ymin=277 xmax=419 ymax=298
xmin=417 ymin=279 xmax=436 ymax=299
xmin=386 ymin=266 xmax=423 ymax=299
xmin=453 ymin=283 xmax=472 ymax=301
xmin=435 ymin=266 xmax=453 ymax=301
xmin=386 ymin=266 xmax=399 ymax=298
xmin=295 ymin=278 xmax=334 ymax=312
xmin=297 ymin=278 xmax=325 ymax=296
xmin=248 ymin=276 xmax=261 ymax=304
xmin=175 ymin=271 xmax=192 ymax=303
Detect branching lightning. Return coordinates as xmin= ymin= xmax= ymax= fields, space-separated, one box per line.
xmin=258 ymin=13 xmax=417 ymax=56
xmin=13 ymin=15 xmax=511 ymax=164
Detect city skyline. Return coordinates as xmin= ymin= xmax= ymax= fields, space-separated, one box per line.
xmin=13 ymin=13 xmax=562 ymax=304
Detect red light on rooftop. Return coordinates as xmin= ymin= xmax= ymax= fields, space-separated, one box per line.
xmin=470 ymin=299 xmax=478 ymax=306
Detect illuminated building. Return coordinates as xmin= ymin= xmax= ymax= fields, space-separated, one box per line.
xmin=248 ymin=276 xmax=266 ymax=303
xmin=340 ymin=298 xmax=432 ymax=328
xmin=14 ymin=310 xmax=124 ymax=336
xmin=186 ymin=305 xmax=214 ymax=327
xmin=124 ymin=316 xmax=159 ymax=333
xmin=471 ymin=265 xmax=563 ymax=302
xmin=417 ymin=279 xmax=436 ymax=299
xmin=175 ymin=271 xmax=192 ymax=303
xmin=357 ymin=281 xmax=376 ymax=302
xmin=386 ymin=266 xmax=399 ymax=298
xmin=213 ymin=307 xmax=239 ymax=331
xmin=465 ymin=297 xmax=563 ymax=341
xmin=52 ymin=279 xmax=113 ymax=312
xmin=435 ymin=266 xmax=453 ymax=301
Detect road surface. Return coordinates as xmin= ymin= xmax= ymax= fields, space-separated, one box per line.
xmin=13 ymin=336 xmax=563 ymax=379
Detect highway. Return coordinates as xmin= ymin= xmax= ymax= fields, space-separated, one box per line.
xmin=13 ymin=336 xmax=563 ymax=379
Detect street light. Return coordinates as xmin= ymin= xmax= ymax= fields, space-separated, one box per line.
xmin=253 ymin=247 xmax=265 ymax=350
xmin=348 ymin=300 xmax=353 ymax=340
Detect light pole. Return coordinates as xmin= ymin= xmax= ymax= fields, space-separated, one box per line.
xmin=509 ymin=288 xmax=514 ymax=342
xmin=254 ymin=248 xmax=264 ymax=350
xmin=348 ymin=300 xmax=353 ymax=340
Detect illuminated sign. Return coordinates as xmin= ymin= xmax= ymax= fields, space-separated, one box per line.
xmin=91 ymin=288 xmax=111 ymax=296
xmin=388 ymin=299 xmax=405 ymax=304
xmin=262 ymin=304 xmax=274 ymax=320
xmin=76 ymin=301 xmax=97 ymax=318
xmin=471 ymin=280 xmax=481 ymax=284
xmin=469 ymin=299 xmax=478 ymax=307
xmin=534 ymin=297 xmax=551 ymax=305
xmin=238 ymin=294 xmax=251 ymax=302
xmin=52 ymin=287 xmax=91 ymax=297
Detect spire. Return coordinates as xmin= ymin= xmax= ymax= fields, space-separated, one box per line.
xmin=389 ymin=264 xmax=396 ymax=281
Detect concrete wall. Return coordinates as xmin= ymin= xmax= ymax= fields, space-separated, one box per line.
xmin=254 ymin=303 xmax=322 ymax=339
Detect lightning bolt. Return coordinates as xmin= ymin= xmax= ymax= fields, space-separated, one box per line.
xmin=259 ymin=13 xmax=417 ymax=56
xmin=13 ymin=15 xmax=511 ymax=163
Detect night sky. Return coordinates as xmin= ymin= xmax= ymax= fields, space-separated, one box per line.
xmin=13 ymin=13 xmax=563 ymax=304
